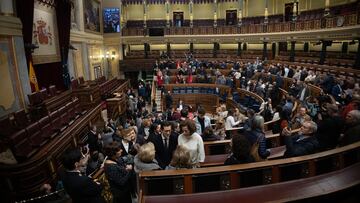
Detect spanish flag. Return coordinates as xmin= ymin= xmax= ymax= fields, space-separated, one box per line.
xmin=29 ymin=61 xmax=39 ymax=92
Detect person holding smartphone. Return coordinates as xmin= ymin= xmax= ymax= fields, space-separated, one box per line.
xmin=282 ymin=121 xmax=319 ymax=157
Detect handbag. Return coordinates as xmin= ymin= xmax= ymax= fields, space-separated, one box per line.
xmin=250 ymin=135 xmax=266 ymax=162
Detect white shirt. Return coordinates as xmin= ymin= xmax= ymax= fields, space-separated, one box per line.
xmin=178 ymin=133 xmax=205 ymax=165
xmin=122 ymin=140 xmax=129 ymax=153
xmin=225 ymin=116 xmax=240 ymax=130
xmin=284 ymin=67 xmax=289 ymax=78
xmin=300 ymin=87 xmax=307 ymax=101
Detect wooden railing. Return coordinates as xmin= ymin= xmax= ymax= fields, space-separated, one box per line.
xmin=269 ymin=60 xmax=360 ymax=80
xmin=0 ymin=79 xmax=131 ymax=202
xmin=0 ymin=103 xmax=103 ymax=202
xmin=138 ymin=141 xmax=360 ymax=196
xmin=161 ymin=83 xmax=231 ymax=113
xmin=122 ymin=13 xmax=359 ymax=36
xmin=141 ymin=162 xmax=360 ymax=203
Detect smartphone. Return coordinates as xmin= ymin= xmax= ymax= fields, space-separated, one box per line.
xmin=287 ymin=122 xmax=292 ymax=131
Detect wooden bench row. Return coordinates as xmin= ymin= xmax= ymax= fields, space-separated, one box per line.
xmin=5 ymin=98 xmax=85 ymax=162
xmin=142 ymin=162 xmax=360 ymax=203
xmin=138 ymin=141 xmax=360 ymax=196
xmin=269 ymin=60 xmax=360 ymax=80
xmin=162 ymin=83 xmax=232 ymax=111
xmin=0 ymin=103 xmax=104 ymax=201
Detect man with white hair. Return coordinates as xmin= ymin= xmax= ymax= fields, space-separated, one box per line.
xmin=282 ymin=120 xmax=319 ymax=157
xmin=339 ymin=110 xmax=360 ymax=146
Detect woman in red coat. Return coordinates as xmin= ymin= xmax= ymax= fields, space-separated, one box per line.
xmin=157 ymin=70 xmax=164 ymax=88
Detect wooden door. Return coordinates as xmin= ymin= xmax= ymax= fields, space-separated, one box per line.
xmin=173 ymin=12 xmax=184 ymax=27
xmin=226 ymin=10 xmax=237 ymax=25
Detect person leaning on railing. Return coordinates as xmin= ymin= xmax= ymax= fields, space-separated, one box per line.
xmin=103 ymin=141 xmax=134 ymax=203
xmin=282 ymin=120 xmax=319 ymax=158
xmin=59 ymin=148 xmax=105 ymax=203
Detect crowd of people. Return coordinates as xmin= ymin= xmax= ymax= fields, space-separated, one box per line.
xmin=58 ymin=56 xmax=360 ymax=202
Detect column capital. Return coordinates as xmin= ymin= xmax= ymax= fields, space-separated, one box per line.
xmin=0 ymin=0 xmax=14 ymax=16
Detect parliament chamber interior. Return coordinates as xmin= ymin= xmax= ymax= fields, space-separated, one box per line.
xmin=0 ymin=0 xmax=360 ymax=202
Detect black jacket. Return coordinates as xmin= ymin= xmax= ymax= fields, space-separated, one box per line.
xmin=284 ymin=134 xmax=319 ymax=157
xmin=149 ymin=132 xmax=178 ymax=169
xmin=316 ymin=115 xmax=344 ymax=150
xmin=87 ymin=131 xmax=102 ymax=152
xmin=60 ymin=171 xmax=105 ymax=203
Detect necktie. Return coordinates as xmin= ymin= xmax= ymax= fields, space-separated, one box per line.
xmin=164 ymin=138 xmax=168 ymax=149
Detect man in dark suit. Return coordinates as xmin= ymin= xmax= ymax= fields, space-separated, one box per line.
xmin=87 ymin=125 xmax=102 ymax=152
xmin=297 ymin=82 xmax=311 ymax=102
xmin=331 ymin=80 xmax=344 ymax=103
xmin=282 ymin=121 xmax=319 ymax=157
xmin=149 ymin=121 xmax=178 ymax=169
xmin=59 ymin=148 xmax=105 ymax=203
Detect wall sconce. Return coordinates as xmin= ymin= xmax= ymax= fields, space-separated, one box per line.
xmin=106 ymin=51 xmax=110 ymax=59
xmin=111 ymin=51 xmax=115 ymax=60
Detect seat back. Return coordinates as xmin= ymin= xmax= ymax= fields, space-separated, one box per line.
xmin=9 ymin=129 xmax=28 ymax=145
xmin=12 ymin=138 xmax=37 ymax=160
xmin=49 ymin=110 xmax=61 ymax=131
xmin=39 ymin=88 xmax=48 ymax=101
xmin=48 ymin=85 xmax=57 ymax=97
xmin=58 ymin=106 xmax=69 ymax=126
xmin=38 ymin=116 xmax=56 ymax=139
xmin=26 ymin=122 xmax=46 ymax=147
xmin=28 ymin=92 xmax=42 ymax=105
xmin=14 ymin=109 xmax=29 ymax=128
xmin=0 ymin=117 xmax=16 ymax=137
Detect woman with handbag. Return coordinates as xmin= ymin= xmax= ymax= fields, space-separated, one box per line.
xmin=244 ymin=115 xmax=270 ymax=161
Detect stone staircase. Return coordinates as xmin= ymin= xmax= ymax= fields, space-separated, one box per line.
xmin=154 ymin=87 xmax=162 ymax=112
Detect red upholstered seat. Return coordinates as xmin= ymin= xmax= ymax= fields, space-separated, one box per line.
xmin=58 ymin=106 xmax=70 ymax=127
xmin=12 ymin=138 xmax=37 ymax=160
xmin=65 ymin=102 xmax=76 ymax=124
xmin=73 ymin=97 xmax=86 ymax=115
xmin=14 ymin=109 xmax=30 ymax=129
xmin=39 ymin=88 xmax=48 ymax=101
xmin=49 ymin=110 xmax=61 ymax=132
xmin=38 ymin=116 xmax=57 ymax=139
xmin=0 ymin=117 xmax=16 ymax=137
xmin=26 ymin=122 xmax=47 ymax=147
xmin=28 ymin=92 xmax=42 ymax=106
xmin=78 ymin=77 xmax=85 ymax=84
xmin=9 ymin=129 xmax=28 ymax=145
xmin=48 ymin=85 xmax=57 ymax=97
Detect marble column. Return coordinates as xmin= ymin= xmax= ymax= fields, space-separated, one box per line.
xmin=319 ymin=41 xmax=327 ymax=65
xmin=0 ymin=0 xmax=14 ymax=16
xmin=167 ymin=42 xmax=171 ymax=57
xmin=213 ymin=0 xmax=218 ymax=27
xmin=263 ymin=41 xmax=268 ymax=60
xmin=354 ymin=40 xmax=360 ymax=69
xmin=289 ymin=41 xmax=296 ymax=62
xmin=324 ymin=0 xmax=330 ymax=17
xmin=237 ymin=42 xmax=242 ymax=56
xmin=189 ymin=0 xmax=193 ymax=28
xmin=143 ymin=0 xmax=147 ymax=28
xmin=238 ymin=0 xmax=243 ymax=26
xmin=165 ymin=0 xmax=170 ymax=28
xmin=264 ymin=0 xmax=268 ymax=24
xmin=292 ymin=0 xmax=298 ymax=21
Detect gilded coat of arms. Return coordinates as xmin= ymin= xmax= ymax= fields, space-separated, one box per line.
xmin=33 ymin=18 xmax=53 ymax=45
